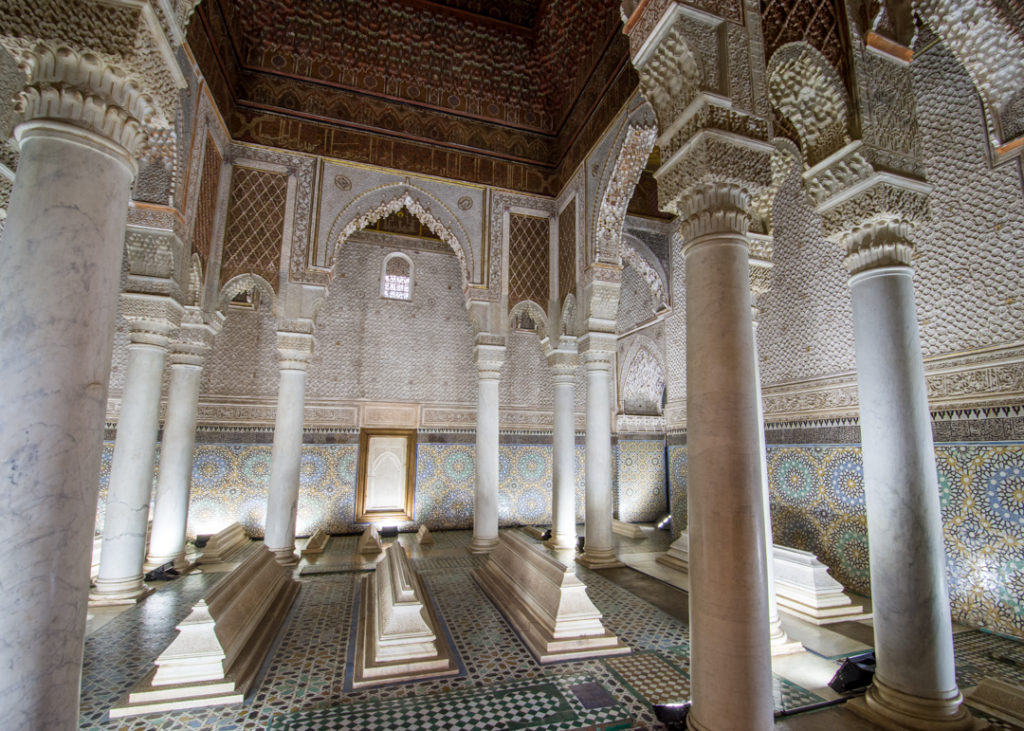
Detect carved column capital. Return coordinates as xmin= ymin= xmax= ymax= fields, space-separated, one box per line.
xmin=276 ymin=331 xmax=314 ymax=372
xmin=120 ymin=292 xmax=183 ymax=349
xmin=1 ymin=1 xmax=186 ymax=161
xmin=474 ymin=334 xmax=506 ymax=381
xmin=677 ymin=182 xmax=752 ymax=246
xmin=808 ymin=166 xmax=931 ymax=275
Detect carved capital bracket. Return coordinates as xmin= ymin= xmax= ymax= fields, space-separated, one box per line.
xmin=581 ymin=263 xmax=622 ymax=334
xmin=276 ymin=330 xmax=314 ymax=372
xmin=0 ymin=0 xmax=187 ymax=161
xmin=124 ymin=223 xmax=184 ymax=300
xmin=655 ymin=130 xmax=773 ymax=219
xmin=546 ymin=345 xmax=579 ymax=384
xmin=168 ymin=305 xmax=220 ymax=367
xmin=579 ymin=331 xmax=617 ymax=372
xmin=121 ymin=291 xmax=183 ymax=349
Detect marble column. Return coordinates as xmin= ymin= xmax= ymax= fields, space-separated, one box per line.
xmin=752 ymin=317 xmax=802 ymax=655
xmin=0 ymin=115 xmax=140 ymax=729
xmin=844 ymin=224 xmax=973 ymax=730
xmin=469 ymin=337 xmax=506 ymax=553
xmin=264 ymin=332 xmax=315 ymax=566
xmin=577 ymin=334 xmax=623 ymax=569
xmin=683 ymin=184 xmax=774 ymax=731
xmin=145 ymin=310 xmax=221 ymax=570
xmin=92 ymin=295 xmax=182 ymax=603
xmin=546 ymin=347 xmax=579 ymax=550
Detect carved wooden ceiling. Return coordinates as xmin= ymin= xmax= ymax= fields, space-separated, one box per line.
xmin=189 ymin=0 xmax=638 ymax=194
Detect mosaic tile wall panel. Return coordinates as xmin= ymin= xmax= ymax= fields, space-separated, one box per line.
xmin=668 ymin=445 xmax=688 ymax=539
xmin=97 ymin=441 xmax=594 ymax=539
xmin=615 ymin=441 xmax=668 ymax=523
xmin=414 ymin=443 xmax=587 ymax=529
xmin=187 ymin=444 xmax=360 ymax=538
xmin=766 ymin=442 xmax=1024 ymax=639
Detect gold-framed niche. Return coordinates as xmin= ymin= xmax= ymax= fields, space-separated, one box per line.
xmin=355 ymin=429 xmax=417 ymax=525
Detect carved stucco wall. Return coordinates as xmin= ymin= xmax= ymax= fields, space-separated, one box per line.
xmin=617 ymin=262 xmax=658 ymax=334
xmin=758 ymin=160 xmax=855 ymax=386
xmin=911 ymin=34 xmax=1024 ymax=355
xmin=311 ymin=235 xmax=476 ymax=404
xmin=758 ymin=37 xmax=1024 ymax=406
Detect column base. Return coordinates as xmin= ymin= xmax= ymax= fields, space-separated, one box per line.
xmin=545 ymin=532 xmax=578 ymax=551
xmin=769 ymin=620 xmax=804 ymax=656
xmin=468 ymin=536 xmax=499 ymax=554
xmin=576 ymin=547 xmax=624 ymax=569
xmin=89 ymin=577 xmax=155 ymax=606
xmin=847 ymin=676 xmax=984 ymax=731
xmin=143 ymin=553 xmax=193 ymax=573
xmin=268 ymin=547 xmax=299 ymax=567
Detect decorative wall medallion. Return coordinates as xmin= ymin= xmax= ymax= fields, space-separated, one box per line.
xmin=335 ymin=175 xmax=352 ymax=191
xmin=457 ymin=196 xmax=473 ymax=211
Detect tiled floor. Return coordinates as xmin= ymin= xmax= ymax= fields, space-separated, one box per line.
xmin=78 ymin=528 xmax=1024 ymax=730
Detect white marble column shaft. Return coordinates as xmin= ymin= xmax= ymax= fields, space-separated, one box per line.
xmin=578 ymin=342 xmax=622 ymax=569
xmin=849 ymin=265 xmax=972 ymax=729
xmin=683 ymin=194 xmax=774 ymax=731
xmin=94 ymin=304 xmax=179 ymax=601
xmin=264 ymin=340 xmax=310 ymax=566
xmin=470 ymin=341 xmax=505 ymax=553
xmin=145 ymin=355 xmax=205 ymax=569
xmin=0 ymin=120 xmax=136 ymax=729
xmin=548 ymin=361 xmax=578 ymax=549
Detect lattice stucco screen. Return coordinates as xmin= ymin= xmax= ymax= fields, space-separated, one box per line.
xmin=192 ymin=132 xmax=222 ymax=266
xmin=220 ymin=166 xmax=288 ymax=289
xmin=558 ymin=200 xmax=576 ymax=302
xmin=508 ymin=212 xmax=550 ymax=311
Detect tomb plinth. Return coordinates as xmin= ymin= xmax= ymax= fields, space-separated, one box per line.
xmin=416 ymin=525 xmax=434 ymax=545
xmin=473 ymin=530 xmax=629 ymax=663
xmin=358 ymin=524 xmax=384 ymax=555
xmin=110 ymin=545 xmax=299 ymax=717
xmin=352 ymin=544 xmax=457 ymax=688
xmin=198 ymin=523 xmax=250 ymax=564
xmin=773 ymin=545 xmax=873 ymax=625
xmin=612 ymin=520 xmax=646 ymax=539
xmin=300 ymin=529 xmax=330 ymax=557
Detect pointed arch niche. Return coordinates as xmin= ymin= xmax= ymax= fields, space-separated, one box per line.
xmin=323 ymin=184 xmax=475 ymax=295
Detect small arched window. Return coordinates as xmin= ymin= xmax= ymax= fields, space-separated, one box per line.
xmin=381 ymin=253 xmax=412 ymax=301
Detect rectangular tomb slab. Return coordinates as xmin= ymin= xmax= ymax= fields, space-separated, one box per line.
xmin=110 ymin=545 xmax=299 ymax=718
xmin=351 ymin=543 xmax=458 ymax=688
xmin=473 ymin=530 xmax=630 ymax=663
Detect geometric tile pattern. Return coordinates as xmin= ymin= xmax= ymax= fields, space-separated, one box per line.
xmin=767 ymin=444 xmax=870 ymax=595
xmin=508 ymin=212 xmax=550 ymax=311
xmin=604 ymin=652 xmax=689 ymax=705
xmin=220 ymin=165 xmax=288 ymax=289
xmin=97 ymin=441 xmax=593 ymax=541
xmin=766 ymin=443 xmax=1024 ymax=639
xmin=954 ymin=629 xmax=1024 ymax=689
xmin=185 ymin=443 xmax=359 ymax=538
xmin=270 ymin=678 xmax=625 ymax=731
xmin=668 ymin=445 xmax=687 ymax=538
xmin=414 ymin=443 xmax=587 ymax=530
xmin=615 ymin=440 xmax=668 ymax=523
